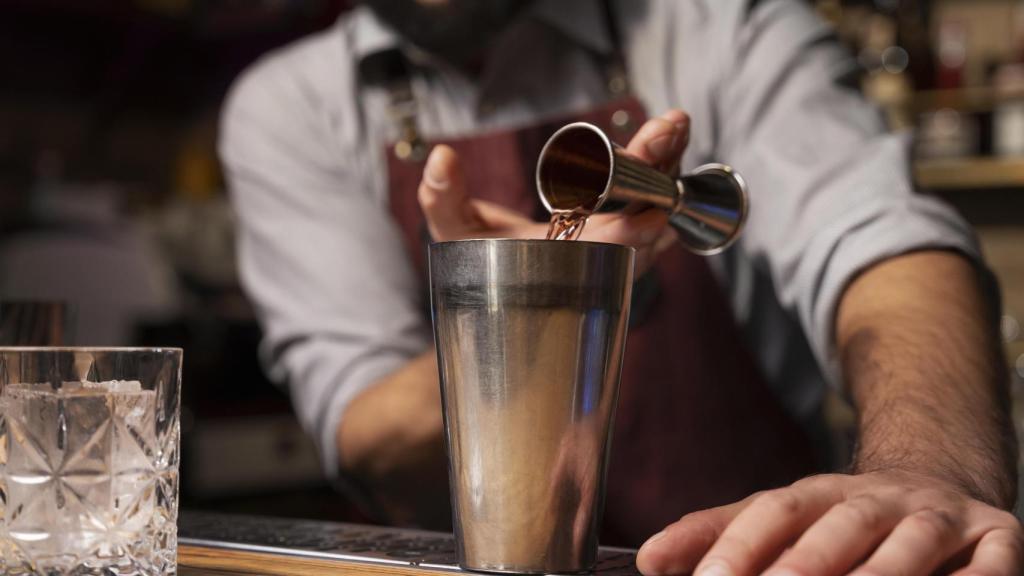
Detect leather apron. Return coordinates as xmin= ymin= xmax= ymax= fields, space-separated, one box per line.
xmin=378 ymin=47 xmax=817 ymax=547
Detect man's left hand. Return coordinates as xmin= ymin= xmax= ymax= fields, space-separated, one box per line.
xmin=636 ymin=470 xmax=1023 ymax=576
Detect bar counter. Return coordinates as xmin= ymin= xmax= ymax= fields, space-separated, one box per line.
xmin=176 ymin=512 xmax=641 ymax=576
xmin=179 ymin=544 xmax=457 ymax=576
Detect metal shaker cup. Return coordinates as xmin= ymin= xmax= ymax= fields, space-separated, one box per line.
xmin=429 ymin=239 xmax=634 ymax=574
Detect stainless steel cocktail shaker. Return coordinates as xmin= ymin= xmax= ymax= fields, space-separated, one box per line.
xmin=430 ymin=239 xmax=634 ymax=574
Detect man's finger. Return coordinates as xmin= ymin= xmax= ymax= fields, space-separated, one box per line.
xmin=418 ymin=144 xmax=479 ymax=241
xmin=473 ymin=200 xmax=547 ymax=238
xmin=625 ymin=110 xmax=690 ymax=169
xmin=636 ymin=500 xmax=748 ymax=576
xmin=692 ymin=487 xmax=835 ymax=576
xmin=764 ymin=494 xmax=904 ymax=576
xmin=654 ymin=228 xmax=678 ymax=253
xmin=581 ymin=209 xmax=668 ymax=248
xmin=655 ymin=110 xmax=690 ymax=173
xmin=850 ymin=509 xmax=964 ymax=576
xmin=586 ymin=210 xmax=671 ymax=274
xmin=950 ymin=527 xmax=1024 ymax=576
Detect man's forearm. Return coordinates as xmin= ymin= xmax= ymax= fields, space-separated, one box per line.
xmin=337 ymin=350 xmax=450 ymax=526
xmin=836 ymin=250 xmax=1017 ymax=508
xmin=637 ymin=249 xmax=1023 ymax=576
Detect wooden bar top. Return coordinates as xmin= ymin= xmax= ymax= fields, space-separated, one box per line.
xmin=176 ymin=512 xmax=639 ymax=576
xmin=179 ymin=544 xmax=458 ymax=576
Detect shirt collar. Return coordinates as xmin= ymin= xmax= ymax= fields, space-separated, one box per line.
xmin=349 ymin=0 xmax=614 ymax=65
xmin=349 ymin=6 xmax=402 ymax=63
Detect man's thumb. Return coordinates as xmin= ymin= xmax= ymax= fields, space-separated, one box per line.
xmin=418 ymin=145 xmax=476 ymax=241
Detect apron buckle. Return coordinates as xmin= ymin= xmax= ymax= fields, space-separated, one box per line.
xmin=394 ymin=138 xmax=428 ymax=162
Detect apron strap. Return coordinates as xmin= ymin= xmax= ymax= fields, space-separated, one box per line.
xmin=369 ymin=52 xmax=430 ymax=163
xmin=600 ymin=0 xmax=630 ymax=97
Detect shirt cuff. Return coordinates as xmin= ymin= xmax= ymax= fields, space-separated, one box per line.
xmin=316 ymin=350 xmax=415 ymax=481
xmin=808 ymin=192 xmax=987 ymax=388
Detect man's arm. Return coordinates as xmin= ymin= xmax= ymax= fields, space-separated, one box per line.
xmin=337 ymin=351 xmax=451 ymax=527
xmin=841 ymin=250 xmax=1015 ymax=508
xmin=220 ymin=52 xmax=435 ymax=517
xmin=636 ymin=252 xmax=1022 ymax=576
xmin=633 ymin=0 xmax=1022 ymax=573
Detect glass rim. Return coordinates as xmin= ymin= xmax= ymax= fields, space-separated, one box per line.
xmin=0 ymin=346 xmax=183 ymax=354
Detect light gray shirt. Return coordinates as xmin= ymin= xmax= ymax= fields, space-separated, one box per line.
xmin=220 ymin=0 xmax=982 ymax=478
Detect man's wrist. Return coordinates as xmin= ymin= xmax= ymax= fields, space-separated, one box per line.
xmin=851 ymin=449 xmax=1017 ymax=510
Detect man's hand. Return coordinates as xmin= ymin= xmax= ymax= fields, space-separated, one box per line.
xmin=636 ymin=471 xmax=1023 ymax=576
xmin=417 ymin=110 xmax=690 ymax=271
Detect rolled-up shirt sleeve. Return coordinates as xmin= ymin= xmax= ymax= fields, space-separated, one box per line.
xmin=715 ymin=0 xmax=984 ymax=381
xmin=219 ymin=55 xmax=431 ymax=479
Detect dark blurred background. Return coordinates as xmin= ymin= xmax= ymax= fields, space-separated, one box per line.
xmin=1 ymin=0 xmax=1022 ymax=521
xmin=0 ymin=0 xmax=362 ymax=522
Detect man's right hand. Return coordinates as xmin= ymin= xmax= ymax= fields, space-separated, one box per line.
xmin=417 ymin=110 xmax=691 ymax=272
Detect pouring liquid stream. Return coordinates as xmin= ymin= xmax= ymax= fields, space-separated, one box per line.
xmin=546 ymin=211 xmax=590 ymax=241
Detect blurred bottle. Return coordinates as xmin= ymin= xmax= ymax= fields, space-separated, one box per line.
xmin=1014 ymin=2 xmax=1024 ymax=65
xmin=915 ymin=14 xmax=978 ymax=159
xmin=993 ymin=64 xmax=1024 ymax=158
xmin=893 ymin=0 xmax=936 ymax=90
xmin=0 ymin=138 xmax=33 ymax=234
xmin=859 ymin=11 xmax=914 ymax=129
xmin=936 ymin=19 xmax=968 ymax=90
xmin=0 ymin=302 xmax=75 ymax=346
xmin=991 ymin=4 xmax=1024 ymax=159
xmin=150 ymin=115 xmax=239 ymax=303
xmin=916 ymin=107 xmax=977 ymax=159
xmin=816 ymin=0 xmax=842 ymax=28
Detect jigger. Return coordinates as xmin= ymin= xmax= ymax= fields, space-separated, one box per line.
xmin=536 ymin=122 xmax=749 ymax=255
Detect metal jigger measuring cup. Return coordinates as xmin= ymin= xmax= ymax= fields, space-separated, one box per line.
xmin=536 ymin=122 xmax=749 ymax=254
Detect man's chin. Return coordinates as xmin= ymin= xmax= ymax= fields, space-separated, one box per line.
xmin=364 ymin=0 xmax=532 ymax=67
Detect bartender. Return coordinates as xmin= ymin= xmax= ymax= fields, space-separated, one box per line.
xmin=220 ymin=0 xmax=1022 ymax=574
